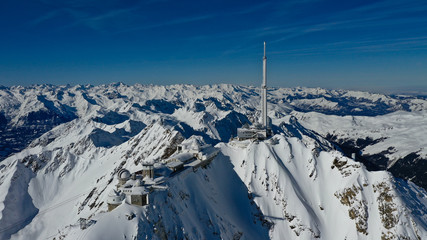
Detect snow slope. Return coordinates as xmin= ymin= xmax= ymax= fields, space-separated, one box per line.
xmin=294 ymin=110 xmax=427 ymax=189
xmin=0 ymin=119 xmax=270 ymax=240
xmin=222 ymin=123 xmax=427 ymax=239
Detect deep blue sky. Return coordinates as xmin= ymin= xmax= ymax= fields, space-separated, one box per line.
xmin=1 ymin=0 xmax=426 ymax=92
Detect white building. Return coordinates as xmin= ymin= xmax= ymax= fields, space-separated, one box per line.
xmin=107 ymin=189 xmax=125 ymax=211
xmin=121 ymin=180 xmax=149 ymax=206
xmin=108 ymin=168 xmax=150 ymax=211
xmin=141 ymin=163 xmax=154 ymax=179
xmin=166 ymin=160 xmax=184 ymax=172
xmin=196 ymin=146 xmax=219 ymax=161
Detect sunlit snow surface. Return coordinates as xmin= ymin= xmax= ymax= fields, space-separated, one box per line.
xmin=294 ymin=111 xmax=427 ymax=166
xmin=221 ymin=132 xmax=427 ymax=239
xmin=0 ymin=84 xmax=426 ymax=239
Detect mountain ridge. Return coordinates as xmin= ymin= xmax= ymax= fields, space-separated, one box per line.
xmin=0 ymin=83 xmax=426 ymax=239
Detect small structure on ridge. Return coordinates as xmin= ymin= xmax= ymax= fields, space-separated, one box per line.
xmin=107 ymin=189 xmax=125 ymax=211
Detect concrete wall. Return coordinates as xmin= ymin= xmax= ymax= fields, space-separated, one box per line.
xmin=130 ymin=194 xmax=149 ymax=206
xmin=108 ymin=203 xmax=120 ymax=212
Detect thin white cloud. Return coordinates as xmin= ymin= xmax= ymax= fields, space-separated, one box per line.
xmin=29 ymin=0 xmax=143 ymax=31
xmin=115 ymin=2 xmax=271 ymax=34
xmin=29 ymin=9 xmax=62 ymax=26
xmin=270 ymin=36 xmax=427 ymax=56
xmin=262 ymin=0 xmax=427 ymax=47
xmin=113 ymin=13 xmax=216 ymax=34
xmin=63 ymin=6 xmax=141 ymax=32
xmin=29 ymin=1 xmax=272 ymax=34
xmin=231 ymin=2 xmax=271 ymax=15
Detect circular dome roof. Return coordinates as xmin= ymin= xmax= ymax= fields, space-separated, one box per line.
xmin=117 ymin=169 xmax=131 ymax=180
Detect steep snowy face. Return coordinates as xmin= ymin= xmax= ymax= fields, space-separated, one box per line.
xmin=220 ymin=121 xmax=427 ymax=239
xmin=0 ymin=118 xmax=271 ymax=239
xmin=0 ymin=119 xmax=164 ymax=239
xmin=294 ymin=110 xmax=427 ymax=190
xmin=76 ymin=156 xmax=270 ymax=240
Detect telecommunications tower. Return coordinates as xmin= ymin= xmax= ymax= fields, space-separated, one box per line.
xmin=261 ymin=41 xmax=267 ymax=130
xmin=236 ymin=42 xmax=270 ymax=140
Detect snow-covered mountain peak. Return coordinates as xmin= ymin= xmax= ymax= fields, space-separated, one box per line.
xmin=0 ymin=83 xmax=426 ymax=239
xmin=222 ymin=132 xmax=426 ymax=239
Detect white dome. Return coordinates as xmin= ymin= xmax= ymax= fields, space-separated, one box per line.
xmin=107 ymin=189 xmax=124 ymax=204
xmin=118 ymin=169 xmax=131 ymax=180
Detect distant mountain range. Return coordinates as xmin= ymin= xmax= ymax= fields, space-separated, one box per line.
xmin=0 ymin=83 xmax=426 ymax=239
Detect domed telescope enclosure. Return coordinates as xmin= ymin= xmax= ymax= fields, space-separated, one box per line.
xmin=117 ymin=168 xmax=131 ymax=186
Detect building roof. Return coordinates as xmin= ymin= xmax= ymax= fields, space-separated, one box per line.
xmin=130 ymin=186 xmax=148 ymax=195
xmin=185 ymin=159 xmax=202 ymax=168
xmin=107 ymin=189 xmax=125 ymax=204
xmin=166 ymin=160 xmax=184 ymax=169
xmin=171 ymin=152 xmax=194 ymax=162
xmin=121 ymin=184 xmax=148 ymax=195
xmin=199 ymin=147 xmax=219 ymax=156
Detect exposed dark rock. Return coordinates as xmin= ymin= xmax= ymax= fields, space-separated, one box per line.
xmin=325 ymin=135 xmax=427 ymax=190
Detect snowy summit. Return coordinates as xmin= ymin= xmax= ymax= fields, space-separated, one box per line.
xmin=0 ymin=82 xmax=426 ymax=239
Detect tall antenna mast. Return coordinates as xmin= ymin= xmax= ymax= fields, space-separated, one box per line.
xmin=261 ymin=42 xmax=267 ymax=130
xmin=264 ymin=41 xmax=266 ymax=58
